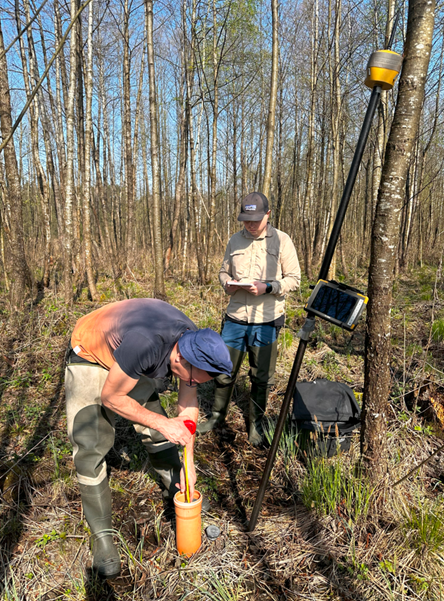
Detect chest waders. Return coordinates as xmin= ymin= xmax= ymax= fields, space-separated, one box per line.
xmin=65 ymin=360 xmax=181 ymax=579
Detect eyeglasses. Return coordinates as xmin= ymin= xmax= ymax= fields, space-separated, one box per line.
xmin=185 ymin=364 xmax=197 ymax=388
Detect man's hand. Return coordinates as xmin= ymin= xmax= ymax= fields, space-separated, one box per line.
xmin=225 ymin=280 xmax=240 ymax=294
xmin=155 ymin=417 xmax=194 ymax=447
xmin=245 ymin=281 xmax=267 ymax=296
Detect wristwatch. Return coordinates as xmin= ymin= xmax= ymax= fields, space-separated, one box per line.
xmin=265 ymin=283 xmax=273 ymax=294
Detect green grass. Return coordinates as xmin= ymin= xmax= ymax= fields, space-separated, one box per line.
xmin=322 ymin=351 xmax=341 ymax=377
xmin=264 ymin=417 xmax=300 ymax=461
xmin=432 ymin=318 xmax=444 ymax=343
xmin=159 ymin=390 xmax=178 ymax=413
xmin=402 ymin=496 xmax=444 ymax=555
xmin=200 ymin=571 xmax=246 ymax=600
xmin=279 ymin=329 xmax=294 ymax=352
xmin=301 ymin=453 xmax=374 ymax=522
xmin=1 ymin=570 xmax=22 ymax=601
xmin=198 ymin=475 xmax=220 ymax=502
xmin=406 ymin=342 xmax=423 ymax=357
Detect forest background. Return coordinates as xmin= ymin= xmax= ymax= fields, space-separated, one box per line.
xmin=0 ymin=0 xmax=444 ymax=599
xmin=1 ymin=0 xmax=443 ymax=299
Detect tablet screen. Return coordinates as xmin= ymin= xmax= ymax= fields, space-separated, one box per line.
xmin=310 ymin=285 xmax=357 ymax=323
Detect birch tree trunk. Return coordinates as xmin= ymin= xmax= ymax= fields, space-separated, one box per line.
xmin=165 ymin=46 xmax=187 ymax=273
xmin=367 ymin=0 xmax=395 ymax=261
xmin=72 ymin=7 xmax=84 ymax=273
xmin=145 ymin=0 xmax=166 ymax=298
xmin=0 ymin=20 xmax=30 ymax=306
xmin=301 ymin=0 xmax=318 ymax=279
xmin=123 ymin=0 xmax=135 ymax=263
xmin=361 ymin=0 xmax=435 ymax=476
xmin=186 ymin=0 xmax=205 ymax=283
xmin=327 ymin=0 xmax=341 ymax=280
xmin=53 ymin=0 xmax=67 ymax=236
xmin=63 ymin=0 xmax=78 ymax=305
xmin=262 ymin=0 xmax=279 ymax=199
xmin=275 ymin=82 xmax=283 ymax=227
xmin=204 ymin=0 xmax=219 ymax=282
xmin=18 ymin=0 xmax=52 ymax=288
xmin=83 ymin=0 xmax=98 ymax=300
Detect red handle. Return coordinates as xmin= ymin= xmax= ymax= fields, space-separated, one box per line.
xmin=183 ymin=420 xmax=196 ymax=435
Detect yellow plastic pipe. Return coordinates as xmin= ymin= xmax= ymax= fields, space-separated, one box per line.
xmin=182 ymin=420 xmax=196 ymax=504
xmin=184 ymin=447 xmax=190 ymax=503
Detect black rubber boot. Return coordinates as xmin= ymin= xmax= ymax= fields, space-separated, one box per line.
xmin=79 ymin=479 xmax=120 ymax=579
xmin=249 ymin=383 xmax=269 ymax=447
xmin=148 ymin=446 xmax=181 ymax=499
xmin=196 ymin=384 xmax=233 ymax=434
xmin=197 ymin=347 xmax=244 ymax=435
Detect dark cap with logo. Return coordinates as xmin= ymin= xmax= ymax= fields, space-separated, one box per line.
xmin=237 ymin=192 xmax=270 ymax=222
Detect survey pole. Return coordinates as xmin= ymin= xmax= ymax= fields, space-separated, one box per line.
xmin=247 ymin=85 xmax=382 ymax=532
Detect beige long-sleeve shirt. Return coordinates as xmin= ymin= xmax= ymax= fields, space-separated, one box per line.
xmin=219 ymin=224 xmax=301 ymax=324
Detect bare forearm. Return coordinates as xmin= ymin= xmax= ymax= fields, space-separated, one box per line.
xmin=177 ymin=400 xmax=198 ymax=422
xmin=100 ymin=362 xmax=192 ymax=447
xmin=102 ymin=393 xmax=192 ymax=447
xmin=177 ymin=382 xmax=199 ymax=459
xmin=102 ymin=394 xmax=167 ymax=430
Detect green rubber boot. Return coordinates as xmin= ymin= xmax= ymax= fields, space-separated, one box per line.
xmin=196 ymin=384 xmax=233 ymax=434
xmin=197 ymin=347 xmax=245 ymax=435
xmin=248 ymin=340 xmax=278 ymax=447
xmin=79 ymin=479 xmax=120 ymax=579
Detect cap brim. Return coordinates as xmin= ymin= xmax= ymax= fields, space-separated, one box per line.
xmin=238 ymin=213 xmax=265 ymax=222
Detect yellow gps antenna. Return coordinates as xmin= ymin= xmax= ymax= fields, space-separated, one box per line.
xmin=247 ymin=12 xmax=402 ymax=533
xmin=365 ymin=11 xmax=402 ymax=91
xmin=364 ymin=49 xmax=402 ymax=90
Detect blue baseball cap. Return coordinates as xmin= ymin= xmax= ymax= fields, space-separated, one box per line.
xmin=178 ymin=329 xmax=232 ymax=377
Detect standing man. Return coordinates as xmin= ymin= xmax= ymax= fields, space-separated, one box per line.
xmin=65 ymin=298 xmax=232 ymax=579
xmin=197 ymin=192 xmax=300 ymax=446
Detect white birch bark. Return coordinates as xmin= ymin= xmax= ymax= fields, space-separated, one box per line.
xmin=262 ymin=0 xmax=279 ymax=199
xmin=145 ymin=0 xmax=166 ymax=298
xmin=63 ymin=0 xmax=77 ymax=305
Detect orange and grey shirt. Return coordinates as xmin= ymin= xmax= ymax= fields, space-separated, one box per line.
xmin=219 ymin=224 xmax=301 ymax=324
xmin=70 ymin=298 xmax=197 ymax=380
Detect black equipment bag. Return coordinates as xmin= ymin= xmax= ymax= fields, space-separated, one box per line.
xmin=292 ymin=379 xmax=361 ymax=457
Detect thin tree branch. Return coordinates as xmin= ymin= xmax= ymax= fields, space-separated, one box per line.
xmin=0 ymin=0 xmax=49 ymax=61
xmin=0 ymin=0 xmax=93 ymax=155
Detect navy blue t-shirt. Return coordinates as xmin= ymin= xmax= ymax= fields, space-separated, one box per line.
xmin=71 ymin=298 xmax=197 ymax=379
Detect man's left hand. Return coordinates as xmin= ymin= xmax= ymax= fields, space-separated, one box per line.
xmin=245 ymin=281 xmax=267 ymax=296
